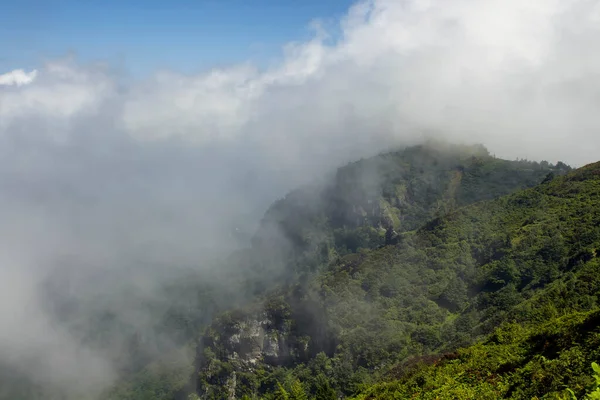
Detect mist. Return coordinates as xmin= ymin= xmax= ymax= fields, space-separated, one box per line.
xmin=1 ymin=0 xmax=600 ymax=396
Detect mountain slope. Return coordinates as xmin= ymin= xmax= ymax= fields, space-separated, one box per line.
xmin=352 ymin=309 xmax=600 ymax=399
xmin=242 ymin=142 xmax=564 ymax=283
xmin=192 ymin=146 xmax=579 ymax=399
xmin=348 ymin=161 xmax=600 ymax=399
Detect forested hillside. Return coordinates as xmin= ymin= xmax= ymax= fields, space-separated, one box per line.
xmin=187 ymin=155 xmax=599 ymax=400
xmin=231 ymin=142 xmax=565 ymax=292
xmin=351 ymin=162 xmax=600 ymax=399
xmin=189 ymin=157 xmax=599 ymax=399
xmin=180 ymin=143 xmax=584 ymax=400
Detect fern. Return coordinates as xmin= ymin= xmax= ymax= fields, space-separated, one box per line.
xmin=586 ymin=362 xmax=600 ymax=399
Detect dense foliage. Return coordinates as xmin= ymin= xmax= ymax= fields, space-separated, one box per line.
xmin=5 ymin=142 xmax=595 ymax=400
xmin=190 ymin=144 xmax=594 ymax=399
xmin=352 ymin=310 xmax=600 ymax=399
xmin=233 ymin=160 xmax=599 ymax=399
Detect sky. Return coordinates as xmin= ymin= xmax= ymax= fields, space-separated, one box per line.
xmin=1 ymin=0 xmax=354 ymax=76
xmin=2 ymin=0 xmax=600 ymax=397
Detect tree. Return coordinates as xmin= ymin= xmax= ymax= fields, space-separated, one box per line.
xmin=274 ymin=382 xmax=289 ymax=400
xmin=289 ymin=379 xmax=308 ymax=400
xmin=542 ymin=171 xmax=555 ymax=184
xmin=314 ymin=375 xmax=336 ymax=400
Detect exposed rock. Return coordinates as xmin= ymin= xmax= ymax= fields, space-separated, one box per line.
xmin=196 ymin=311 xmax=296 ymax=399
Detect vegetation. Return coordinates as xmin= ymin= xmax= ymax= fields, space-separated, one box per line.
xmin=352 ymin=311 xmax=600 ymax=399
xmin=191 ymin=143 xmax=596 ymax=399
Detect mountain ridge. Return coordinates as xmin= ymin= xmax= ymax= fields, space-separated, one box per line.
xmin=186 ymin=144 xmax=581 ymax=399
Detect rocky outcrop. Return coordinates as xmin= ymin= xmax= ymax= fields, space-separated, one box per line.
xmin=195 ymin=305 xmax=307 ymax=399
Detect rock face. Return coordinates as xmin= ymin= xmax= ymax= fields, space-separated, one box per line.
xmin=195 ymin=306 xmax=304 ymax=399
xmin=227 ymin=317 xmax=267 ymax=367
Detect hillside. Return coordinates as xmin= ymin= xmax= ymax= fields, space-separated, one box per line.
xmin=189 ymin=159 xmax=600 ymax=399
xmin=189 ymin=145 xmax=582 ymax=399
xmin=350 ymin=163 xmax=600 ymax=399
xmin=234 ymin=142 xmax=565 ymax=291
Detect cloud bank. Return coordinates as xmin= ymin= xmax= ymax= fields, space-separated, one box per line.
xmin=1 ymin=0 xmax=600 ymax=396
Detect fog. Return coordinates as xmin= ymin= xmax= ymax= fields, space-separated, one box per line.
xmin=1 ymin=0 xmax=600 ymax=396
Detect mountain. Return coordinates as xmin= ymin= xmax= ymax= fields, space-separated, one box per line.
xmin=187 ymin=143 xmax=580 ymax=399
xmin=191 ymin=159 xmax=599 ymax=399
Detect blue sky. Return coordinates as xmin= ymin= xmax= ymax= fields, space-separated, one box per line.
xmin=0 ymin=0 xmax=355 ymax=76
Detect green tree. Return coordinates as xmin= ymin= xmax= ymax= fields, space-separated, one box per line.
xmin=273 ymin=382 xmax=290 ymax=400
xmin=289 ymin=379 xmax=308 ymax=400
xmin=314 ymin=375 xmax=336 ymax=400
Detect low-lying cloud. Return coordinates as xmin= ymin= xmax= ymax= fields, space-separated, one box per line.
xmin=1 ymin=0 xmax=600 ymax=396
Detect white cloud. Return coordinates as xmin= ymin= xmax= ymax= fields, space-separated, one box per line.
xmin=0 ymin=68 xmax=38 ymax=86
xmin=1 ymin=0 xmax=600 ymax=395
xmin=3 ymin=0 xmax=593 ymax=163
